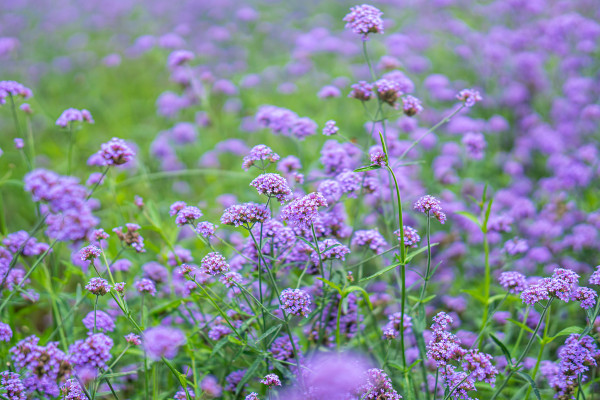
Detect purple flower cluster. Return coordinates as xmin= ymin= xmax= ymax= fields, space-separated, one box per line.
xmin=322 ymin=120 xmax=339 ymax=136
xmin=0 ymin=371 xmax=26 ymax=400
xmin=413 ymin=195 xmax=447 ymax=224
xmin=255 ymin=106 xmax=317 ymax=140
xmin=456 ymin=89 xmax=483 ymax=107
xmin=402 ymin=95 xmax=423 ymax=116
xmin=498 ymin=271 xmax=527 ymax=294
xmin=2 ymin=230 xmax=49 ymax=256
xmin=260 ymin=373 xmax=281 ymax=387
xmin=69 ymin=333 xmax=113 ymax=370
xmin=135 ymin=278 xmax=157 ymax=296
xmin=250 ymin=173 xmax=292 ymax=203
xmin=374 ymin=79 xmax=403 ymax=107
xmin=521 ymin=267 xmax=585 ymax=306
xmin=82 ymin=310 xmax=115 ymax=332
xmin=343 ymin=4 xmax=384 ymax=40
xmin=201 ymin=252 xmax=230 ymax=275
xmin=351 ymin=229 xmax=388 ymax=254
xmin=196 ymin=221 xmax=217 ymax=238
xmin=220 ymin=203 xmax=270 ymax=227
xmin=394 ymin=226 xmax=421 ymax=248
xmin=85 ymin=278 xmax=111 ymax=296
xmin=357 ymin=369 xmax=402 ymax=400
xmin=281 ymin=192 xmax=328 ymax=228
xmin=0 ymin=80 xmax=32 ymax=105
xmin=280 ymin=288 xmax=312 ymax=317
xmin=95 ymin=137 xmax=136 ymax=166
xmin=80 ymin=244 xmax=101 ymax=261
xmin=349 ymin=81 xmax=373 ymax=101
xmin=113 ymin=223 xmax=145 ymax=252
xmin=55 ymin=108 xmax=94 ymax=127
xmin=175 ymin=206 xmax=203 ymax=226
xmin=0 ymin=322 xmax=12 ymax=342
xmin=143 ymin=326 xmax=186 ymax=360
xmin=382 ymin=312 xmax=412 ymax=339
xmin=242 ymin=145 xmax=280 ymax=171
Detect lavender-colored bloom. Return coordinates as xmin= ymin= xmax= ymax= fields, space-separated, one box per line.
xmin=0 ymin=81 xmax=32 ymax=104
xmin=112 ymin=259 xmax=131 ymax=272
xmin=461 ymin=350 xmax=498 ymax=385
xmin=143 ymin=262 xmax=169 ymax=283
xmin=69 ymin=333 xmax=113 ymax=369
xmin=281 ymin=192 xmax=328 ymax=228
xmin=220 ymin=203 xmax=270 ymax=227
xmin=503 ymin=237 xmax=528 ymax=256
xmin=14 ymin=138 xmax=24 ymax=149
xmin=200 ymin=375 xmax=222 ymax=397
xmin=260 ymin=373 xmax=281 ymax=387
xmin=114 ymin=282 xmax=126 ymax=293
xmin=175 ymin=206 xmax=203 ymax=226
xmin=196 ymin=221 xmax=217 ymax=238
xmin=348 ymin=81 xmax=373 ymax=101
xmin=124 ymin=333 xmax=141 ymax=345
xmin=82 ymin=310 xmax=114 ymax=332
xmin=318 ymin=180 xmax=342 ymax=204
xmin=590 ymin=266 xmax=600 ymax=285
xmin=336 ymin=170 xmax=361 ymax=198
xmin=521 ymin=283 xmax=550 ymax=305
xmin=498 ymin=271 xmax=527 ymax=294
xmin=314 ymin=238 xmax=351 ymax=263
xmin=270 ymin=335 xmax=300 ymax=363
xmin=0 ymin=321 xmax=12 ymax=342
xmin=394 ymin=226 xmax=421 ymax=248
xmin=0 ymin=371 xmax=26 ymax=400
xmin=3 ymin=230 xmax=50 ymax=256
xmin=85 ymin=278 xmax=111 ymax=296
xmin=374 ymin=79 xmax=403 ymax=107
xmin=201 ymin=252 xmax=230 ymax=276
xmin=56 ymin=108 xmax=93 ymax=127
xmin=167 ymin=50 xmax=194 ymax=69
xmin=60 ymin=379 xmax=85 ymax=400
xmin=250 ymin=173 xmax=292 ymax=203
xmin=357 ymin=369 xmax=402 ymax=400
xmin=351 ymin=229 xmax=388 ymax=254
xmin=280 ymin=288 xmax=311 ymax=317
xmin=571 ymin=287 xmax=597 ymax=310
xmin=113 ymin=224 xmax=145 ymax=252
xmin=382 ymin=312 xmax=412 ymax=339
xmin=169 ymin=201 xmax=187 ymax=216
xmin=245 ymin=393 xmax=259 ymax=400
xmin=402 ymin=95 xmax=423 ymax=116
xmin=414 ymin=195 xmax=446 ymax=224
xmin=427 ymin=312 xmax=465 ymax=366
xmin=96 ymin=137 xmax=135 ymax=166
xmin=80 ymin=245 xmax=101 ymax=261
xmin=135 ymin=278 xmax=157 ymax=296
xmin=224 ymin=369 xmax=247 ymax=392
xmin=457 ymin=89 xmax=482 ymax=107
xmin=318 ymin=85 xmax=341 ymax=99
xmin=369 ymin=148 xmax=386 ymax=166
xmin=322 ymin=120 xmax=339 ymax=136
xmin=462 ymin=132 xmax=486 ymax=160
xmin=242 ymin=145 xmax=280 ymax=170
xmin=343 ymin=4 xmax=384 ymax=40
xmin=143 ymin=326 xmax=186 ymax=360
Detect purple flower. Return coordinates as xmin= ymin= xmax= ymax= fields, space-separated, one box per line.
xmin=114 ymin=282 xmax=126 ymax=293
xmin=167 ymin=50 xmax=194 ymax=69
xmin=590 ymin=266 xmax=600 ymax=285
xmin=85 ymin=278 xmax=111 ymax=296
xmin=175 ymin=206 xmax=203 ymax=226
xmin=357 ymin=369 xmax=402 ymax=400
xmin=80 ymin=245 xmax=101 ymax=261
xmin=521 ymin=284 xmax=550 ymax=305
xmin=0 ymin=371 xmax=26 ymax=400
xmin=322 ymin=120 xmax=339 ymax=136
xmin=96 ymin=137 xmax=135 ymax=166
xmin=457 ymin=89 xmax=482 ymax=107
xmin=369 ymin=148 xmax=386 ymax=166
xmin=0 ymin=321 xmax=12 ymax=342
xmin=82 ymin=310 xmax=114 ymax=332
xmin=135 ymin=278 xmax=157 ymax=296
xmin=280 ymin=288 xmax=311 ymax=317
xmin=343 ymin=4 xmax=384 ymax=40
xmin=414 ymin=195 xmax=447 ymax=224
xmin=402 ymin=95 xmax=423 ymax=116
xmin=498 ymin=271 xmax=527 ymax=294
xmin=571 ymin=287 xmax=597 ymax=310
xmin=394 ymin=226 xmax=421 ymax=248
xmin=196 ymin=221 xmax=217 ymax=238
xmin=318 ymin=85 xmax=341 ymax=99
xmin=281 ymin=192 xmax=328 ymax=228
xmin=124 ymin=333 xmax=141 ymax=345
xmin=220 ymin=203 xmax=270 ymax=227
xmin=14 ymin=138 xmax=24 ymax=149
xmin=169 ymin=201 xmax=187 ymax=216
xmin=250 ymin=173 xmax=292 ymax=203
xmin=242 ymin=145 xmax=280 ymax=170
xmin=200 ymin=375 xmax=222 ymax=397
xmin=382 ymin=312 xmax=412 ymax=339
xmin=201 ymin=252 xmax=230 ymax=275
xmin=351 ymin=229 xmax=388 ymax=254
xmin=374 ymin=79 xmax=403 ymax=107
xmin=56 ymin=108 xmax=93 ymax=127
xmin=69 ymin=333 xmax=113 ymax=369
xmin=260 ymin=374 xmax=281 ymax=387
xmin=60 ymin=379 xmax=85 ymax=400
xmin=314 ymin=238 xmax=351 ymax=263
xmin=143 ymin=326 xmax=186 ymax=360
xmin=348 ymin=81 xmax=373 ymax=101
xmin=245 ymin=393 xmax=259 ymax=400
xmin=0 ymin=80 xmax=32 ymax=104
xmin=462 ymin=132 xmax=487 ymax=160
xmin=113 ymin=224 xmax=145 ymax=253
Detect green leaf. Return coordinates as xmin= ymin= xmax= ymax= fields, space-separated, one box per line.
xmin=408 ymin=294 xmax=436 ymax=305
xmin=359 ymin=262 xmax=402 ymax=283
xmin=489 ymin=333 xmax=512 ymax=366
xmin=343 ymin=285 xmax=373 ymax=310
xmin=454 ymin=211 xmax=481 ymax=228
xmin=227 ymin=336 xmax=245 ymax=346
xmin=295 ymin=236 xmax=317 ymax=250
xmin=316 ymin=277 xmax=342 ymax=294
xmin=236 ymin=358 xmax=262 ymax=395
xmin=149 ymin=299 xmax=183 ymax=315
xmin=507 ymin=318 xmax=537 ymax=337
xmin=515 ymin=371 xmax=541 ymax=400
xmin=483 ymin=198 xmax=494 ymax=231
xmin=354 ymin=165 xmax=381 ymax=172
xmin=254 ymin=324 xmax=283 ymax=344
xmin=406 ymin=358 xmax=422 ymax=372
xmin=547 ymin=326 xmax=584 ymax=343
xmin=378 ymin=131 xmax=389 ymax=156
xmin=461 ymin=289 xmax=487 ymax=304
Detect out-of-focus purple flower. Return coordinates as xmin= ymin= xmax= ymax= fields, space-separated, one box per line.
xmin=318 ymin=85 xmax=341 ymax=99
xmin=395 ymin=226 xmax=421 ymax=248
xmin=457 ymin=89 xmax=482 ymax=107
xmin=462 ymin=132 xmax=486 ymax=160
xmin=175 ymin=206 xmax=203 ymax=226
xmin=402 ymin=95 xmax=423 ymax=116
xmin=0 ymin=81 xmax=32 ymax=105
xmin=0 ymin=322 xmax=12 ymax=342
xmin=351 ymin=229 xmax=388 ymax=254
xmin=143 ymin=326 xmax=186 ymax=360
xmin=135 ymin=278 xmax=157 ymax=296
xmin=13 ymin=138 xmax=24 ymax=149
xmin=82 ymin=310 xmax=114 ymax=332
xmin=374 ymin=79 xmax=403 ymax=107
xmin=343 ymin=4 xmax=384 ymax=41
xmin=124 ymin=333 xmax=141 ymax=345
xmin=200 ymin=375 xmax=222 ymax=397
xmin=348 ymin=81 xmax=373 ymax=101
xmin=1 ymin=371 xmax=27 ymax=400
xmin=571 ymin=287 xmax=597 ymax=310
xmin=69 ymin=333 xmax=113 ymax=369
xmin=196 ymin=221 xmax=217 ymax=238
xmin=167 ymin=50 xmax=194 ymax=69
xmin=499 ymin=271 xmax=527 ymax=294
xmin=322 ymin=120 xmax=339 ymax=136
xmin=55 ymin=108 xmax=93 ymax=127
xmin=242 ymin=144 xmax=280 ymax=170
xmin=113 ymin=224 xmax=145 ymax=253
xmin=590 ymin=266 xmax=600 ymax=285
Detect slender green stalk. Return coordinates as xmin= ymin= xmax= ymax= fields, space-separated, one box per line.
xmin=94 ymin=295 xmax=99 ymax=333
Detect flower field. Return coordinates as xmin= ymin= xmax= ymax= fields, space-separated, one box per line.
xmin=1 ymin=1 xmax=600 ymax=399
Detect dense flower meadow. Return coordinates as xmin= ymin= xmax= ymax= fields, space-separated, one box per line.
xmin=1 ymin=1 xmax=600 ymax=399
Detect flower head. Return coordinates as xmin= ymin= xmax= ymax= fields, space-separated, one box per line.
xmin=201 ymin=252 xmax=230 ymax=275
xmin=143 ymin=326 xmax=186 ymax=360
xmin=220 ymin=203 xmax=270 ymax=227
xmin=242 ymin=145 xmax=280 ymax=170
xmin=85 ymin=278 xmax=111 ymax=296
xmin=80 ymin=245 xmax=101 ymax=262
xmin=250 ymin=173 xmax=292 ymax=203
xmin=499 ymin=271 xmax=527 ymax=294
xmin=343 ymin=4 xmax=384 ymax=40
xmin=175 ymin=206 xmax=203 ymax=226
xmin=260 ymin=374 xmax=281 ymax=387
xmin=280 ymin=288 xmax=312 ymax=317
xmin=457 ymin=89 xmax=482 ymax=107
xmin=125 ymin=333 xmax=142 ymax=345
xmin=402 ymin=95 xmax=423 ymax=116
xmin=135 ymin=278 xmax=157 ymax=296
xmin=322 ymin=120 xmax=339 ymax=136
xmin=281 ymin=192 xmax=328 ymax=228
xmin=414 ymin=195 xmax=446 ymax=224
xmin=395 ymin=226 xmax=421 ymax=248
xmin=97 ymin=137 xmax=135 ymax=166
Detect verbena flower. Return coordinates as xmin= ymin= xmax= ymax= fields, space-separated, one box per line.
xmin=201 ymin=252 xmax=230 ymax=275
xmin=82 ymin=310 xmax=114 ymax=332
xmin=351 ymin=229 xmax=388 ymax=254
xmin=281 ymin=192 xmax=328 ymax=228
xmin=113 ymin=223 xmax=145 ymax=253
xmin=80 ymin=245 xmax=101 ymax=262
xmin=280 ymin=288 xmax=311 ymax=317
xmin=456 ymin=89 xmax=482 ymax=107
xmin=343 ymin=4 xmax=384 ymax=40
xmin=143 ymin=326 xmax=186 ymax=360
xmin=260 ymin=374 xmax=281 ymax=387
xmin=196 ymin=221 xmax=217 ymax=238
xmin=124 ymin=333 xmax=142 ymax=345
xmin=348 ymin=81 xmax=373 ymax=101
xmin=394 ymin=226 xmax=421 ymax=248
xmin=1 ymin=371 xmax=27 ymax=400
xmin=85 ymin=278 xmax=111 ymax=296
xmin=175 ymin=206 xmax=203 ymax=226
xmin=69 ymin=333 xmax=113 ymax=369
xmin=498 ymin=271 xmax=527 ymax=294
xmin=0 ymin=322 xmax=12 ymax=342
xmin=322 ymin=120 xmax=339 ymax=136
xmin=96 ymin=137 xmax=135 ymax=166
xmin=220 ymin=203 xmax=270 ymax=227
xmin=56 ymin=108 xmax=93 ymax=127
xmin=135 ymin=278 xmax=157 ymax=296
xmin=402 ymin=95 xmax=423 ymax=116
xmin=414 ymin=195 xmax=447 ymax=224
xmin=242 ymin=144 xmax=280 ymax=170
xmin=250 ymin=173 xmax=292 ymax=203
